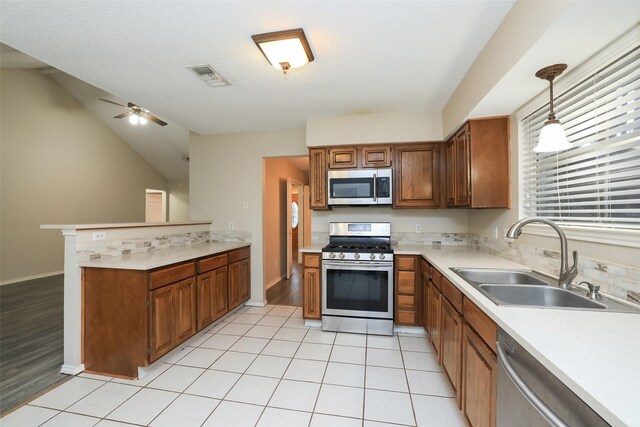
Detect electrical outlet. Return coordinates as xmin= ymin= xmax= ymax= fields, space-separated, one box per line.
xmin=415 ymin=224 xmax=422 ymax=233
xmin=493 ymin=227 xmax=499 ymax=240
xmin=228 ymin=221 xmax=234 ymax=231
xmin=243 ymin=201 xmax=248 ymax=208
xmin=92 ymin=231 xmax=106 ymax=241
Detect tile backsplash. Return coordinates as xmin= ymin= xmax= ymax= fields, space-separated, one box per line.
xmin=470 ymin=234 xmax=640 ymax=305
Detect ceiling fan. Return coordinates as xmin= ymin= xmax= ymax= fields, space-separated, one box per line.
xmin=99 ymin=98 xmax=167 ymax=126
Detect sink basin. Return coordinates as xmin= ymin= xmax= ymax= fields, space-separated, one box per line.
xmin=478 ymin=284 xmax=607 ymax=309
xmin=452 ymin=268 xmax=551 ymax=286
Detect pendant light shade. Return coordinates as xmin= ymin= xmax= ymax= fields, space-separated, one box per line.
xmin=534 ymin=64 xmax=571 ymax=153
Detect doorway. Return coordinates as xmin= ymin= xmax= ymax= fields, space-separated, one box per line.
xmin=145 ymin=189 xmax=166 ymax=223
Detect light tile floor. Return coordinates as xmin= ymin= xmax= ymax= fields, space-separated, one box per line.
xmin=1 ymin=305 xmax=465 ymax=427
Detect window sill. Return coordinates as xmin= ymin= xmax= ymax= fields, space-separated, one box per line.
xmin=521 ymin=224 xmax=640 ymax=249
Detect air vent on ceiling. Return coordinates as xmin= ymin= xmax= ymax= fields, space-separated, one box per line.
xmin=188 ymin=65 xmax=230 ymax=87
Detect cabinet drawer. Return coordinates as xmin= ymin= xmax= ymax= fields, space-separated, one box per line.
xmin=397 ymin=295 xmax=415 ymax=310
xmin=396 ymin=310 xmax=416 ymax=324
xmin=431 ymin=267 xmax=442 ymax=290
xmin=396 ymin=256 xmax=417 ymax=271
xmin=442 ymin=277 xmax=463 ymax=314
xmin=198 ymin=254 xmax=228 ymax=273
xmin=228 ymin=247 xmax=250 ymax=263
xmin=304 ymin=254 xmax=321 ymax=268
xmin=149 ymin=262 xmax=195 ymax=290
xmin=463 ymin=298 xmax=497 ymax=353
xmin=397 ymin=271 xmax=416 ymax=295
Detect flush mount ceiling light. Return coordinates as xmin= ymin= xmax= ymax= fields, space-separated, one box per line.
xmin=533 ymin=63 xmax=572 ymax=153
xmin=251 ymin=28 xmax=314 ymax=74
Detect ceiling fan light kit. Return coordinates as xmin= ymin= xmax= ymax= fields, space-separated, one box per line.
xmin=533 ymin=63 xmax=571 ymax=153
xmin=252 ymin=28 xmax=314 ymax=74
xmin=99 ymin=98 xmax=167 ymax=127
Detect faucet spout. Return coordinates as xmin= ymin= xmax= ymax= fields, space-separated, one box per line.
xmin=505 ymin=217 xmax=578 ymax=289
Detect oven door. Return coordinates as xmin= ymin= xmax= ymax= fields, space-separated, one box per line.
xmin=322 ymin=260 xmax=394 ymax=319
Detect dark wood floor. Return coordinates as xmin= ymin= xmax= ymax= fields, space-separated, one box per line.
xmin=0 ymin=274 xmax=66 ymax=415
xmin=266 ymin=261 xmax=303 ymax=307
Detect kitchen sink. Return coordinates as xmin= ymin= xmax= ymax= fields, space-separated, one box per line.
xmin=478 ymin=284 xmax=607 ymax=309
xmin=450 ymin=267 xmax=639 ymax=313
xmin=452 ymin=268 xmax=551 ymax=286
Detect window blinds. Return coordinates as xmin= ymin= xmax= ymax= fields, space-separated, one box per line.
xmin=521 ymin=46 xmax=640 ymax=230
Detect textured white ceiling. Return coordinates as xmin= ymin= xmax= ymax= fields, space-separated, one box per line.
xmin=0 ymin=1 xmax=514 ymax=137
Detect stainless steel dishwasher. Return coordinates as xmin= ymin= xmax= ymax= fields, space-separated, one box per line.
xmin=497 ymin=328 xmax=610 ymax=427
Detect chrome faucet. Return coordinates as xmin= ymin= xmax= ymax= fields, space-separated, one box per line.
xmin=506 ymin=217 xmax=578 ymax=289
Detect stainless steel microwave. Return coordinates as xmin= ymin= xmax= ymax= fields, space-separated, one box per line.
xmin=327 ymin=168 xmax=392 ymax=206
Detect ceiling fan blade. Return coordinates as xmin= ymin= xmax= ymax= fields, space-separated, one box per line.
xmin=113 ymin=112 xmax=133 ymax=119
xmin=99 ymin=98 xmax=128 ymax=108
xmin=143 ymin=113 xmax=168 ymax=126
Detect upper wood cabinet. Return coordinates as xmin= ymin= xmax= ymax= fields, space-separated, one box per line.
xmin=393 ymin=143 xmax=441 ymax=208
xmin=309 ymin=148 xmax=329 ymax=210
xmin=361 ymin=145 xmax=392 ymax=168
xmin=446 ymin=117 xmax=510 ymax=208
xmin=328 ymin=146 xmax=358 ymax=169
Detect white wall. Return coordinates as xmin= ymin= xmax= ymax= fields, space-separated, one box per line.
xmin=306 ymin=111 xmax=443 ymax=146
xmin=168 ymin=179 xmax=190 ymax=222
xmin=189 ymin=128 xmax=308 ymax=304
xmin=0 ymin=68 xmax=168 ymax=282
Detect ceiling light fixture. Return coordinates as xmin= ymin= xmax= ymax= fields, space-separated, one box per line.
xmin=533 ymin=63 xmax=571 ymax=153
xmin=251 ymin=28 xmax=314 ymax=74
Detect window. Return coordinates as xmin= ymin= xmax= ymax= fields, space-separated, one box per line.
xmin=521 ymin=45 xmax=640 ymax=231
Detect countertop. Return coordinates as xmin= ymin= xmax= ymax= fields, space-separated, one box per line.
xmin=300 ymin=243 xmax=640 ymax=426
xmin=79 ymin=241 xmax=251 ymax=270
xmin=42 ymin=221 xmax=211 ymax=230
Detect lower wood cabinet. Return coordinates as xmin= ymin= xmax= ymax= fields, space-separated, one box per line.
xmin=440 ymin=295 xmax=463 ymax=408
xmin=150 ymin=277 xmax=196 ymax=362
xmin=303 ymin=253 xmax=321 ymax=319
xmin=197 ymin=263 xmax=228 ymax=330
xmin=395 ymin=255 xmax=420 ymax=325
xmin=462 ymin=323 xmax=497 ymax=427
xmin=427 ymin=267 xmax=442 ymax=357
xmin=228 ymin=248 xmax=251 ymax=311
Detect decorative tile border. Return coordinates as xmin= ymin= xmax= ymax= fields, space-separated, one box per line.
xmin=393 ymin=232 xmax=468 ymax=246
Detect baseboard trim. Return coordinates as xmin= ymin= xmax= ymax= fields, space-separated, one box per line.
xmin=1 ymin=271 xmax=64 ymax=286
xmin=244 ymin=300 xmax=267 ymax=307
xmin=60 ymin=363 xmax=85 ymax=376
xmin=265 ymin=274 xmax=286 ymax=290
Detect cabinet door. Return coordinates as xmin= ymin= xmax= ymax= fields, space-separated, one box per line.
xmin=361 ymin=145 xmax=392 ymax=168
xmin=393 ymin=144 xmax=440 ymax=208
xmin=150 ymin=285 xmax=175 ymax=361
xmin=197 ymin=271 xmax=214 ymax=330
xmin=328 ymin=146 xmax=358 ymax=169
xmin=309 ymin=148 xmax=329 ymax=210
xmin=239 ymin=258 xmax=250 ymax=302
xmin=212 ymin=266 xmax=228 ymax=321
xmin=454 ymin=126 xmax=471 ymax=206
xmin=422 ymin=269 xmax=429 ymax=329
xmin=441 ymin=297 xmax=463 ymax=407
xmin=303 ymin=268 xmax=321 ymax=319
xmin=462 ymin=323 xmax=497 ymax=427
xmin=429 ymin=285 xmax=442 ymax=357
xmin=446 ymin=139 xmax=456 ymax=206
xmin=228 ymin=261 xmax=241 ymax=310
xmin=175 ymin=278 xmax=196 ymax=344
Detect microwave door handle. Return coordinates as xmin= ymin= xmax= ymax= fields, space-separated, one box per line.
xmin=373 ymin=173 xmax=377 ymax=202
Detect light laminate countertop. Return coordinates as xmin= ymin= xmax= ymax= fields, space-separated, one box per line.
xmin=299 ymin=243 xmax=640 ymax=426
xmin=79 ymin=241 xmax=251 ymax=270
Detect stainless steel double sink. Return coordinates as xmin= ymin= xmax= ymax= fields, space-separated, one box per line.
xmin=450 ymin=268 xmax=638 ymax=313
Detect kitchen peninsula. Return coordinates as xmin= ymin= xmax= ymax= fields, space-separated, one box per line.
xmin=41 ymin=222 xmax=251 ymax=378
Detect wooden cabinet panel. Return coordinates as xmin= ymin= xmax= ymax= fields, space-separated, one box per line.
xmin=428 ymin=282 xmax=442 ymax=357
xmin=396 ymin=271 xmax=416 ymax=295
xmin=303 ymin=267 xmax=321 ymax=319
xmin=396 ymin=310 xmax=416 ymax=324
xmin=238 ymin=258 xmax=250 ymax=302
xmin=441 ymin=297 xmax=463 ymax=407
xmin=394 ymin=255 xmax=419 ymax=325
xmin=431 ymin=267 xmax=442 ymax=290
xmin=149 ymin=262 xmax=195 ymax=290
xmin=175 ymin=278 xmax=196 ymax=343
xmin=228 ymin=247 xmax=250 ymax=264
xmin=198 ymin=254 xmax=228 ymax=274
xmin=309 ymin=148 xmax=329 ymax=210
xmin=329 ymin=146 xmax=358 ymax=169
xmin=422 ymin=267 xmax=429 ymax=329
xmin=212 ymin=266 xmax=228 ymax=320
xmin=463 ymin=298 xmax=497 ymax=353
xmin=446 ymin=139 xmax=455 ymax=206
xmin=393 ymin=143 xmax=440 ymax=208
xmin=304 ymin=254 xmax=321 ymax=268
xmin=396 ymin=255 xmax=417 ymax=271
xmin=228 ymin=262 xmax=242 ymax=310
xmin=150 ymin=285 xmax=175 ymax=361
xmin=397 ymin=294 xmax=415 ymax=310
xmin=442 ymin=277 xmax=463 ymax=314
xmin=197 ymin=271 xmax=214 ymax=330
xmin=361 ymin=145 xmax=392 ymax=168
xmin=462 ymin=323 xmax=497 ymax=427
xmin=454 ymin=125 xmax=471 ymax=206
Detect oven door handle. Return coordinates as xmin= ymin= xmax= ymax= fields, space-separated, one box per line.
xmin=373 ymin=173 xmax=377 ymax=202
xmin=497 ymin=343 xmax=568 ymax=427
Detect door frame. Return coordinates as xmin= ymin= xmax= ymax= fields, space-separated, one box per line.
xmin=286 ymin=178 xmax=303 ymax=279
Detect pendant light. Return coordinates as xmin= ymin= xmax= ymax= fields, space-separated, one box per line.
xmin=534 ymin=63 xmax=572 ymax=153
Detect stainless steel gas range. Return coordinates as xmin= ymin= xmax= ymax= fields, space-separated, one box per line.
xmin=321 ymin=222 xmax=394 ymax=336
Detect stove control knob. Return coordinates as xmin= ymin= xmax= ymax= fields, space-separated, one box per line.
xmin=339 ymin=253 xmax=346 ymax=259
xmin=354 ymin=253 xmax=360 ymax=260
xmin=369 ymin=253 xmax=376 ymax=260
xmin=330 ymin=253 xmax=336 ymax=259
xmin=379 ymin=254 xmax=386 ymax=260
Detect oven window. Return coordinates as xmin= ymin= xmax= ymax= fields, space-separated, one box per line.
xmin=325 ymin=269 xmax=388 ymax=312
xmin=330 ymin=178 xmax=373 ymax=198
